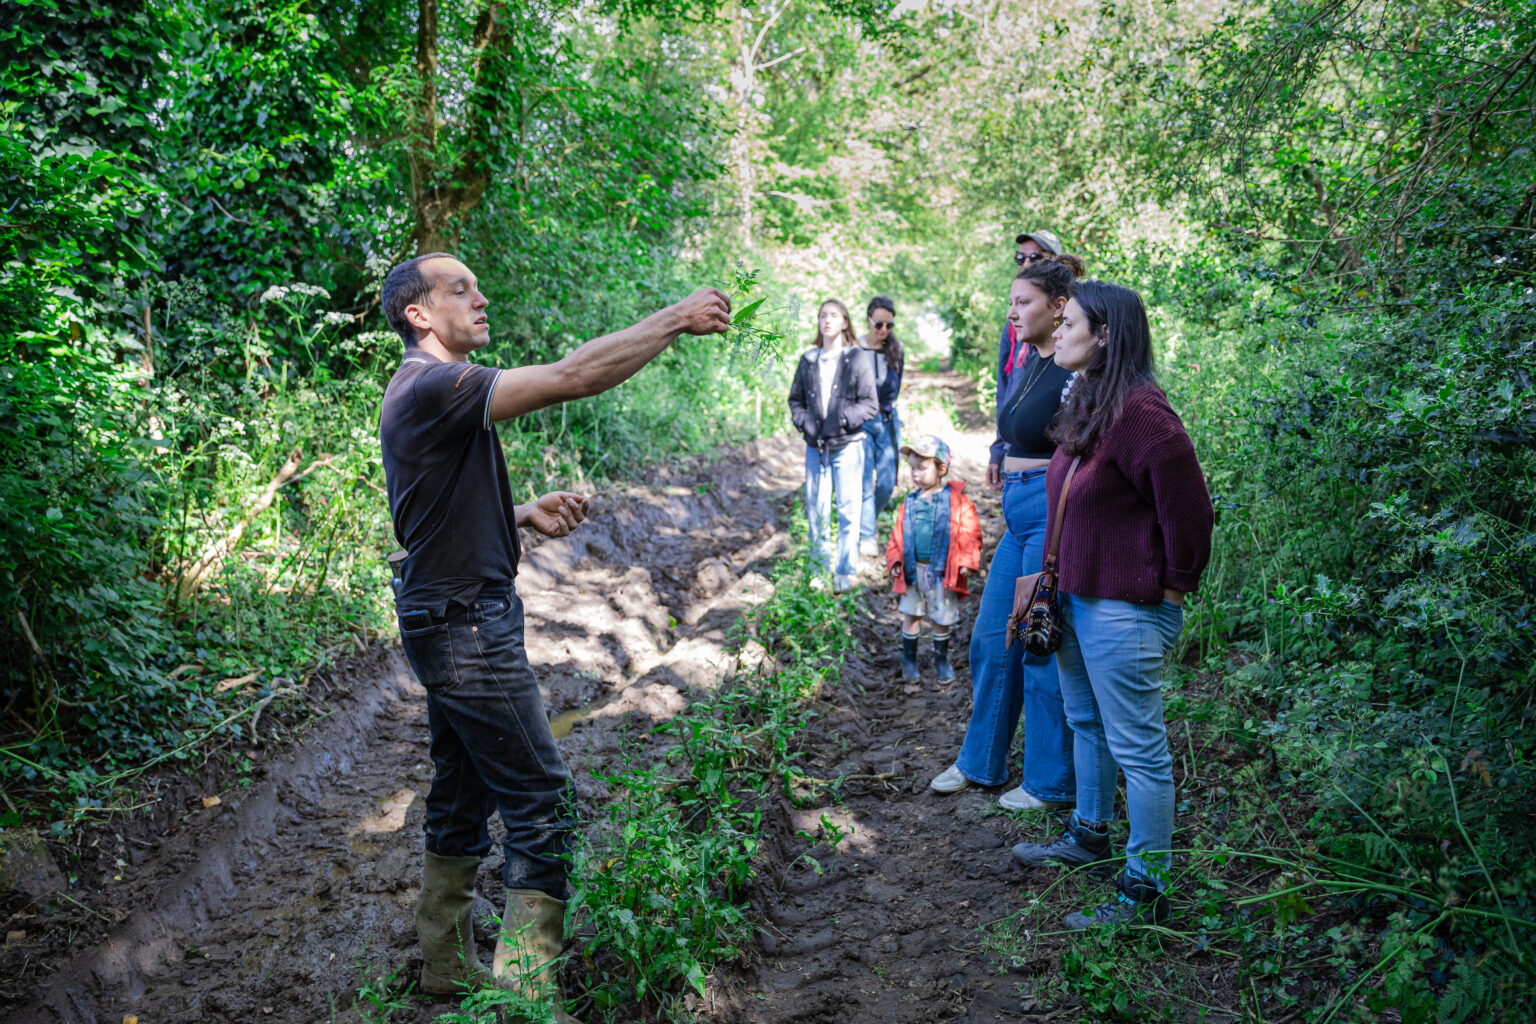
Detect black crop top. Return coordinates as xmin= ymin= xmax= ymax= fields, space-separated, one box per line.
xmin=996 ymin=351 xmax=1076 ymax=460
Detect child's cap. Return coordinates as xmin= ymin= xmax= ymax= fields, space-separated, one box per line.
xmin=901 ymin=434 xmax=951 ymax=468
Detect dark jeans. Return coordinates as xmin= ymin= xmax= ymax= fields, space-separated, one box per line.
xmin=398 ymin=585 xmax=577 ymax=898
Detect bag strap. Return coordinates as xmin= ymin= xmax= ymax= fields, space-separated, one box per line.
xmin=1041 ymin=456 xmax=1081 ymax=574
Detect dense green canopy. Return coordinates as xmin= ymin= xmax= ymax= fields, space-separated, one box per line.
xmin=3 ymin=0 xmax=1534 ymax=1017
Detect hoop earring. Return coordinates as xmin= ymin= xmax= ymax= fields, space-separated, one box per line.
xmin=1053 ymin=316 xmax=1063 ymax=327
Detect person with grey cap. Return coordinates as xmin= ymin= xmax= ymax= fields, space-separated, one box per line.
xmin=987 ymin=228 xmax=1064 ymax=491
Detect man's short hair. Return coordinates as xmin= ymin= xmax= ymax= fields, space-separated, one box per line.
xmin=382 ymin=252 xmax=453 ymax=346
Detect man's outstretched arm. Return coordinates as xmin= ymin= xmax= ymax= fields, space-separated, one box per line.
xmin=488 ymin=288 xmax=731 ymax=423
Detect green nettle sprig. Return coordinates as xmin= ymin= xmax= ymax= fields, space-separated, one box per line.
xmin=722 ymin=261 xmax=797 ymax=370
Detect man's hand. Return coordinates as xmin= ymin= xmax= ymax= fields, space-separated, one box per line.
xmin=986 ymin=463 xmax=1003 ymax=491
xmin=673 ymin=287 xmax=732 ymax=337
xmin=519 ymin=492 xmax=590 ymax=538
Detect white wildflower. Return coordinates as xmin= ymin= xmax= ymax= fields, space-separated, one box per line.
xmin=260 ymin=285 xmax=291 ymax=303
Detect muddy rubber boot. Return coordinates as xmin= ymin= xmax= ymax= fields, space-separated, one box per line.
xmin=417 ymin=852 xmax=494 ymax=995
xmin=494 ymin=888 xmax=579 ymax=1024
xmin=933 ymin=633 xmax=955 ymax=681
xmin=901 ymin=633 xmax=921 ymax=680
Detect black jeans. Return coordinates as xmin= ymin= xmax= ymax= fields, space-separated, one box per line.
xmin=398 ymin=585 xmax=577 ymax=898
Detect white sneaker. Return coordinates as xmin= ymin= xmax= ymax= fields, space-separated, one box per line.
xmin=930 ymin=765 xmax=971 ymax=794
xmin=833 ymin=574 xmax=857 ymax=593
xmin=809 ymin=576 xmax=828 ymax=591
xmin=858 ymin=539 xmax=880 ymax=558
xmin=998 ymin=787 xmax=1073 ymax=812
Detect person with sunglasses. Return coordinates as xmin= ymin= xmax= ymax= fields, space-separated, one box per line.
xmin=857 ymin=296 xmax=905 ymax=558
xmin=988 ymin=229 xmax=1064 ymax=492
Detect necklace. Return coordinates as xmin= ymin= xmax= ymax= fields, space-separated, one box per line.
xmin=1006 ymin=350 xmax=1056 ymax=414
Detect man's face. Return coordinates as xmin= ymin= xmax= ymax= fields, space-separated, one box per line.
xmin=1015 ymin=239 xmax=1047 ymax=268
xmin=412 ymin=257 xmax=490 ymax=353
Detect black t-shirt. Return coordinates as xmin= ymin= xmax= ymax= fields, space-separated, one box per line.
xmin=380 ymin=352 xmax=522 ymax=614
xmin=996 ymin=350 xmax=1076 ymax=460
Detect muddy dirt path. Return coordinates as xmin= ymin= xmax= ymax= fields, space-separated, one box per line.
xmin=11 ymin=434 xmax=807 ymax=1024
xmin=707 ymin=372 xmax=1053 ymax=1024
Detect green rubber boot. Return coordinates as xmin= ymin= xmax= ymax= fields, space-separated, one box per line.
xmin=494 ymin=888 xmax=579 ymax=1023
xmin=416 ymin=852 xmax=494 ymax=995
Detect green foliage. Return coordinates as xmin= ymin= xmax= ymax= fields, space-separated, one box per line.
xmin=564 ymin=541 xmax=854 ymax=1015
xmin=0 ymin=0 xmax=793 ymax=829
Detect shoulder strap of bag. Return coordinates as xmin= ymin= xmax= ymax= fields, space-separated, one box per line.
xmin=1041 ymin=457 xmax=1081 ymax=574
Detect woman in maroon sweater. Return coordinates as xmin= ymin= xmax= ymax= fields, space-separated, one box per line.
xmin=1009 ymin=281 xmax=1213 ymax=930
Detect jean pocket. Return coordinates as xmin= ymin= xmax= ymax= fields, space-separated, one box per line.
xmin=1157 ymin=601 xmax=1185 ymax=653
xmin=469 ymin=594 xmax=513 ymax=626
xmin=400 ymin=619 xmax=460 ymax=692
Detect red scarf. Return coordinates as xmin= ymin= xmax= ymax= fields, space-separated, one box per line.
xmin=1002 ymin=322 xmax=1033 ymax=376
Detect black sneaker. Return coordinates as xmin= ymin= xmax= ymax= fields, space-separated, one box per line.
xmin=1011 ymin=816 xmax=1112 ymax=870
xmin=1064 ymin=872 xmax=1171 ymax=930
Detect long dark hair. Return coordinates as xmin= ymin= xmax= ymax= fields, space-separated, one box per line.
xmin=812 ymin=298 xmax=860 ymax=349
xmin=1049 ymin=280 xmax=1154 ymax=457
xmin=864 ymin=296 xmax=904 ymax=373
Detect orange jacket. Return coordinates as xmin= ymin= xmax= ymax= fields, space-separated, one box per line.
xmin=884 ymin=480 xmax=983 ymax=598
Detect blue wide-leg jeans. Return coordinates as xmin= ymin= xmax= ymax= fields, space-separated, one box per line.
xmin=955 ymin=468 xmax=1074 ymax=799
xmin=1057 ymin=592 xmax=1184 ymax=887
xmin=805 ymin=441 xmax=864 ymax=578
xmin=859 ymin=411 xmax=901 ymax=542
xmin=398 ymin=585 xmax=577 ymax=898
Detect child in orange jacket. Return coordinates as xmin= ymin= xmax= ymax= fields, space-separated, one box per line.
xmin=885 ymin=434 xmax=983 ymax=680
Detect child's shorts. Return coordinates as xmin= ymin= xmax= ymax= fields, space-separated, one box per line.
xmin=898 ymin=561 xmax=960 ymax=627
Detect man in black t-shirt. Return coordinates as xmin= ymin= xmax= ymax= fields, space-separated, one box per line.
xmin=378 ymin=252 xmax=730 ymax=1015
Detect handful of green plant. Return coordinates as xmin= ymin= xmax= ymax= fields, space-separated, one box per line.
xmin=721 ymin=261 xmax=794 ymax=368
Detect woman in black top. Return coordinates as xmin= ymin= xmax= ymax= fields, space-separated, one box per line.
xmin=787 ymin=299 xmax=879 ymax=590
xmin=858 ymin=296 xmax=905 ymax=557
xmin=930 ymin=253 xmax=1086 ymax=807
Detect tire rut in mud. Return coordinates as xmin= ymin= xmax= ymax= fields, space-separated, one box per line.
xmin=10 ymin=435 xmax=805 ymax=1024
xmin=707 ymin=373 xmax=1050 ymax=1024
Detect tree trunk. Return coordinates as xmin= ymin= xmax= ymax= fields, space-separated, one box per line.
xmin=410 ymin=1 xmax=510 ymax=255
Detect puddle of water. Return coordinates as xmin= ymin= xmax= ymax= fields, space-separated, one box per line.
xmin=549 ymin=694 xmax=620 ymax=739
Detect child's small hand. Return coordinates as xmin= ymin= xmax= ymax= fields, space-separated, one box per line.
xmin=888 ymin=562 xmax=901 ymax=578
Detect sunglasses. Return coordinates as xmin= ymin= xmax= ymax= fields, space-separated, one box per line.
xmin=870 ymin=318 xmax=895 ymax=329
xmin=1014 ymin=251 xmax=1048 ymax=265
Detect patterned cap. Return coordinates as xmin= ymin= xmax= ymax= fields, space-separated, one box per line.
xmin=900 ymin=434 xmax=952 ymax=468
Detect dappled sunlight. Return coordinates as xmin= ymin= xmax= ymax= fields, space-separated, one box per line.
xmin=349 ymin=787 xmax=416 ymax=836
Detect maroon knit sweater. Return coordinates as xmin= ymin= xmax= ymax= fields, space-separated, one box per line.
xmin=1044 ymin=383 xmax=1213 ymax=605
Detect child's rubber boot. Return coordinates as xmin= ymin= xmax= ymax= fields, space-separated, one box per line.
xmin=901 ymin=633 xmax=921 ymax=679
xmin=933 ymin=633 xmax=956 ymax=681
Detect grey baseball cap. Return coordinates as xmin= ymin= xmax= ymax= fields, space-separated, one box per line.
xmin=1014 ymin=228 xmax=1063 ymax=254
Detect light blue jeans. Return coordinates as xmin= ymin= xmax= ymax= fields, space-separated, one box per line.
xmin=805 ymin=442 xmax=864 ymax=578
xmin=859 ymin=411 xmax=901 ymax=542
xmin=1057 ymin=592 xmax=1184 ymax=887
xmin=956 ymin=469 xmax=1074 ymax=798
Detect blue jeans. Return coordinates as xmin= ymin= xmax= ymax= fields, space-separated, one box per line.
xmin=956 ymin=469 xmax=1074 ymax=799
xmin=859 ymin=411 xmax=901 ymax=542
xmin=1057 ymin=592 xmax=1183 ymax=887
xmin=398 ymin=585 xmax=578 ymax=898
xmin=805 ymin=442 xmax=864 ymax=577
